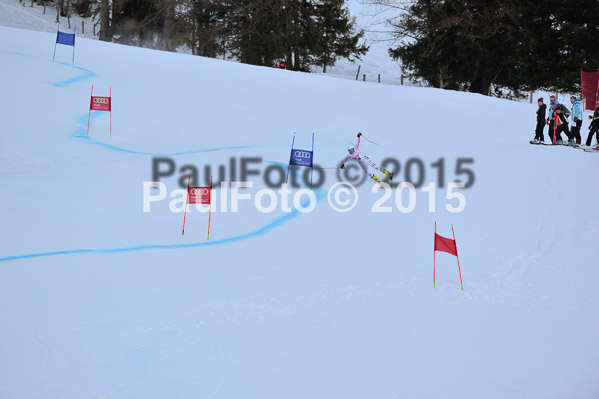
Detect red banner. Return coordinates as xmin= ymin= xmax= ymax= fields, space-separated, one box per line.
xmin=433 ymin=223 xmax=463 ymax=290
xmin=182 ymin=173 xmax=213 ymax=238
xmin=188 ymin=187 xmax=211 ymax=204
xmin=434 ymin=233 xmax=457 ymax=256
xmin=581 ymin=71 xmax=599 ymax=111
xmin=90 ymin=96 xmax=111 ymax=111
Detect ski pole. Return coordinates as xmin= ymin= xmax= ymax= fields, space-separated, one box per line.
xmin=362 ymin=134 xmax=380 ymax=146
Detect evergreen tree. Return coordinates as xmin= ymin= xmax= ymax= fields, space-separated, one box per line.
xmin=375 ymin=0 xmax=599 ymax=95
xmin=98 ymin=0 xmax=110 ymax=41
xmin=314 ymin=0 xmax=368 ymax=73
xmin=181 ymin=0 xmax=227 ymax=57
xmin=225 ymin=0 xmax=366 ymax=71
xmin=388 ymin=0 xmax=520 ymax=95
xmin=226 ymin=0 xmax=287 ymax=67
xmin=517 ymin=0 xmax=599 ymax=93
xmin=87 ymin=0 xmax=370 ymax=71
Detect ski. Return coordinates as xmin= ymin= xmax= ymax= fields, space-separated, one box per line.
xmin=529 ymin=141 xmax=587 ymax=149
xmin=529 ymin=141 xmax=553 ymax=146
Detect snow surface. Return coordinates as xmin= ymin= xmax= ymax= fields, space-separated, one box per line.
xmin=1 ymin=24 xmax=599 ymax=399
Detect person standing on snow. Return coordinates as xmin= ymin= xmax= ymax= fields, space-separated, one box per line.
xmin=570 ymin=96 xmax=583 ymax=145
xmin=546 ymin=94 xmax=557 ymax=142
xmin=549 ymin=100 xmax=571 ymax=144
xmin=340 ymin=132 xmax=393 ymax=183
xmin=532 ymin=97 xmax=547 ymax=143
xmin=586 ymin=105 xmax=599 ymax=147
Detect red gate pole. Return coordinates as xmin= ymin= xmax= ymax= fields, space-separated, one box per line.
xmin=581 ymin=69 xmax=584 ymax=110
xmin=109 ymin=86 xmax=112 ymax=136
xmin=452 ymin=224 xmax=464 ymax=290
xmin=87 ymin=84 xmax=93 ymax=136
xmin=433 ymin=221 xmax=436 ymax=288
xmin=182 ymin=172 xmax=191 ymax=235
xmin=207 ymin=176 xmax=213 ymax=240
xmin=552 ymin=115 xmax=557 ymax=144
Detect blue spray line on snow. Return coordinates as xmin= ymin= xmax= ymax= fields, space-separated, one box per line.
xmin=0 ymin=49 xmax=32 ymax=57
xmin=0 ymin=188 xmax=325 ymax=262
xmin=0 ymin=49 xmax=96 ymax=87
xmin=75 ymin=139 xmax=250 ymax=156
xmin=73 ymin=113 xmax=252 ymax=155
xmin=51 ymin=61 xmax=96 ymax=87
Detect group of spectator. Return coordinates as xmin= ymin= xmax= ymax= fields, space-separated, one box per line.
xmin=533 ymin=95 xmax=599 ymax=147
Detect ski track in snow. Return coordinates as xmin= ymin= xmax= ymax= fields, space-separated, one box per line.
xmin=0 ymin=49 xmax=321 ymax=262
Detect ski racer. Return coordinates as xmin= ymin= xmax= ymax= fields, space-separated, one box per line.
xmin=340 ymin=132 xmax=393 ymax=183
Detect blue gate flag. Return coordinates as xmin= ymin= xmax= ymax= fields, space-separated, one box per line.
xmin=285 ymin=132 xmax=315 ymax=189
xmin=56 ymin=31 xmax=75 ymax=46
xmin=53 ymin=22 xmax=76 ymax=65
xmin=289 ymin=149 xmax=313 ymax=167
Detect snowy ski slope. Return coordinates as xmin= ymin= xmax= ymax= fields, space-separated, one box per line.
xmin=1 ymin=25 xmax=598 ymax=399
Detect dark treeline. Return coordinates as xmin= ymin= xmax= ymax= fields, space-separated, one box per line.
xmin=368 ymin=0 xmax=599 ymax=95
xmin=52 ymin=0 xmax=368 ymax=72
xmin=39 ymin=0 xmax=598 ymax=95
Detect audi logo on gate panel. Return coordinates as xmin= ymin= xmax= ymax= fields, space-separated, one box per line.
xmin=93 ymin=97 xmax=110 ymax=104
xmin=294 ymin=150 xmax=311 ymax=158
xmin=190 ymin=188 xmax=210 ymax=195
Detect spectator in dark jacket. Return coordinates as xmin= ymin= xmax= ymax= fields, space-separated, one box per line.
xmin=550 ymin=100 xmax=571 ymax=144
xmin=533 ymin=97 xmax=547 ymax=143
xmin=546 ymin=94 xmax=557 ymax=142
xmin=586 ymin=105 xmax=599 ymax=147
